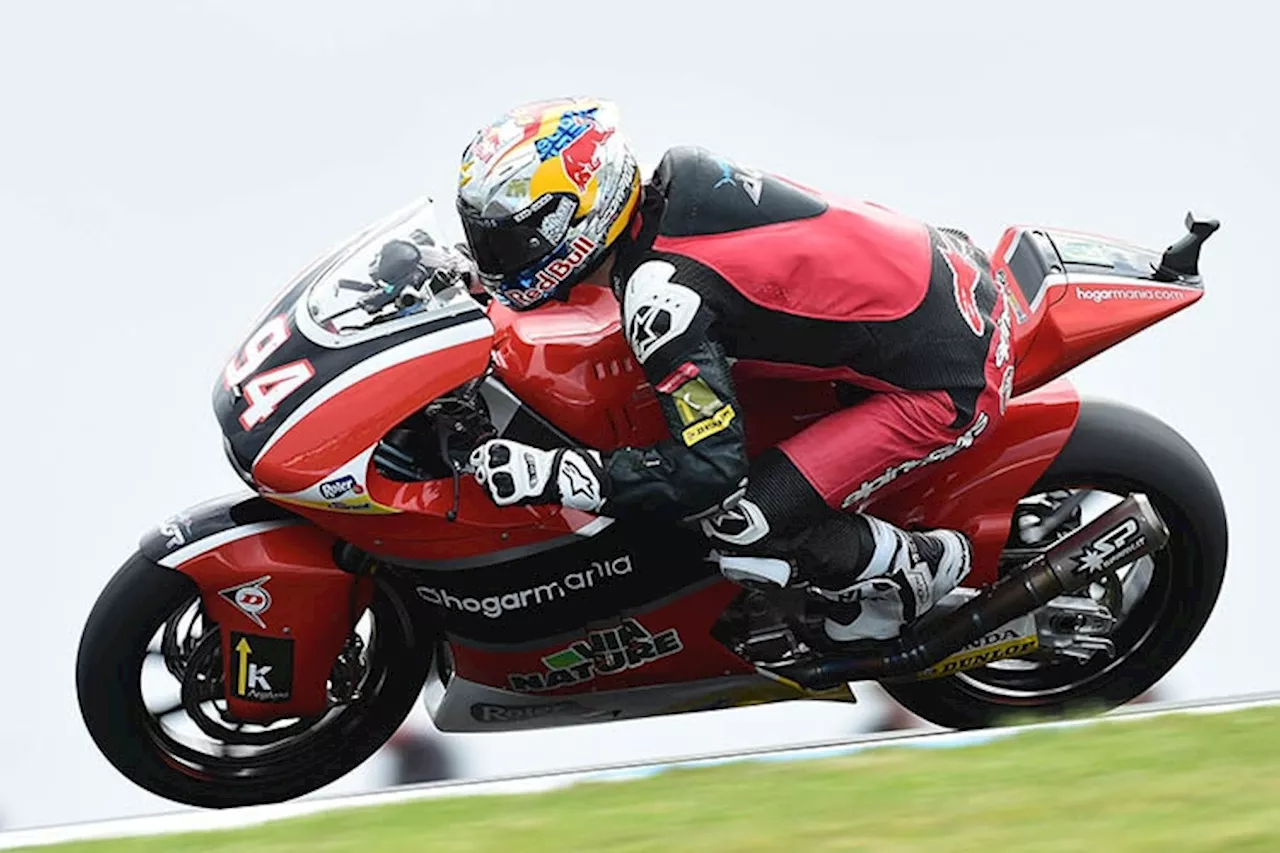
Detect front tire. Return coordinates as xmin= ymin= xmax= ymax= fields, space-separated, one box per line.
xmin=883 ymin=399 xmax=1228 ymax=729
xmin=76 ymin=554 xmax=432 ymax=808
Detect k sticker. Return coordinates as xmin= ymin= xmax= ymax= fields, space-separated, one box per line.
xmin=228 ymin=632 xmax=293 ymax=703
xmin=218 ymin=575 xmax=273 ymax=629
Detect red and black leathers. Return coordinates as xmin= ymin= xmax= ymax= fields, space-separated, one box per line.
xmin=598 ymin=144 xmax=1010 ymax=540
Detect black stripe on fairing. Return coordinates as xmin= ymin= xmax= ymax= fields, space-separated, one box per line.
xmin=443 ymin=574 xmax=727 ymax=654
xmin=216 ymin=308 xmax=490 ymax=470
xmin=400 ymin=519 xmax=719 ymax=645
xmin=139 ymin=493 xmax=304 ymax=564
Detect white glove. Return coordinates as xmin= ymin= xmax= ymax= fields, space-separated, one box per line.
xmin=469 ymin=439 xmax=607 ymax=513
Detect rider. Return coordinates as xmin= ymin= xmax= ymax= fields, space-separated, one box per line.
xmin=455 ymin=97 xmax=1013 ymax=644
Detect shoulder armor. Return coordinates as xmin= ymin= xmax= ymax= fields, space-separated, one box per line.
xmin=621 ymin=258 xmax=703 ymax=364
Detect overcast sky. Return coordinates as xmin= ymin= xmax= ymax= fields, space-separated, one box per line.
xmin=1 ymin=0 xmax=1276 ymax=832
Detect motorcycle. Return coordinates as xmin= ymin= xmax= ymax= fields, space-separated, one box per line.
xmin=76 ymin=197 xmax=1228 ymax=808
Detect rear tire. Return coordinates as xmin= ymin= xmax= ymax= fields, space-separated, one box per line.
xmin=882 ymin=399 xmax=1228 ymax=729
xmin=76 ymin=554 xmax=432 ymax=808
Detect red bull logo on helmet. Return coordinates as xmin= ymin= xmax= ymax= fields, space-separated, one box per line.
xmin=504 ymin=235 xmax=599 ymax=308
xmin=562 ymin=125 xmax=614 ymax=191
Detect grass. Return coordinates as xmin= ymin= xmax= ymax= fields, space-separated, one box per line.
xmin=24 ymin=706 xmax=1280 ymax=852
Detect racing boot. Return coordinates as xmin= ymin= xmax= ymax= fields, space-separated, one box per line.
xmin=808 ymin=519 xmax=972 ymax=643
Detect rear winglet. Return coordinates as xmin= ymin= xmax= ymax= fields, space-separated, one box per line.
xmin=1153 ymin=211 xmax=1220 ymax=282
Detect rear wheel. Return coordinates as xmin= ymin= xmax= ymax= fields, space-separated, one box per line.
xmin=76 ymin=554 xmax=432 ymax=808
xmin=883 ymin=399 xmax=1228 ymax=729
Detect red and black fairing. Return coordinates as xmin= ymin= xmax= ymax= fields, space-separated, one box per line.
xmin=449 ymin=579 xmax=754 ymax=696
xmin=214 ymin=308 xmax=491 ymax=489
xmin=404 ymin=521 xmax=716 ymax=645
xmin=152 ymin=188 xmax=1213 ymax=729
xmin=211 ymin=202 xmax=493 ymax=492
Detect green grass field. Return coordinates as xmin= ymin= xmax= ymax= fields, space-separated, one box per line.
xmin=27 ymin=706 xmax=1280 ymax=853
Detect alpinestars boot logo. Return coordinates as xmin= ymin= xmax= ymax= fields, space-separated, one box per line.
xmin=508 ymin=618 xmax=683 ymax=692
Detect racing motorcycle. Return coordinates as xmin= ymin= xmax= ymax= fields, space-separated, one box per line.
xmin=76 ymin=197 xmax=1228 ymax=808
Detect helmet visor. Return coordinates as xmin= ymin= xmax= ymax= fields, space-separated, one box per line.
xmin=457 ymin=193 xmax=580 ymax=279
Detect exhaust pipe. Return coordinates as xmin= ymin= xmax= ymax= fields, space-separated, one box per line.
xmin=776 ymin=493 xmax=1170 ymax=690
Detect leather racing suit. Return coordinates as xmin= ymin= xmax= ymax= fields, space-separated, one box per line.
xmin=592 ymin=145 xmax=1013 ymax=641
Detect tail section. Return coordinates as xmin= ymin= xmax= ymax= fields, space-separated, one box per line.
xmin=989 ymin=212 xmax=1217 ymax=396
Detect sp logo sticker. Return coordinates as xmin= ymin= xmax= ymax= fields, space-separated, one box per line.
xmin=1070 ymin=518 xmax=1143 ymax=576
xmin=218 ymin=575 xmax=274 ymax=629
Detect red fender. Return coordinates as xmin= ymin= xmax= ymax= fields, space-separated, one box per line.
xmin=142 ymin=495 xmax=372 ymax=723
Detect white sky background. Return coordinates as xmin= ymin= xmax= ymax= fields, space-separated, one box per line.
xmin=0 ymin=0 xmax=1276 ymax=832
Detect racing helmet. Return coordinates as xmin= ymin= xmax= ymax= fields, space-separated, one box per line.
xmin=455 ymin=97 xmax=642 ymax=310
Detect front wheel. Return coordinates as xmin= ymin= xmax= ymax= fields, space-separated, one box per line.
xmin=883 ymin=399 xmax=1228 ymax=729
xmin=76 ymin=554 xmax=432 ymax=808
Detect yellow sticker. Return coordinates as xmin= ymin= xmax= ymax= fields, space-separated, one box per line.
xmin=268 ymin=494 xmax=401 ymax=515
xmin=671 ymin=377 xmax=724 ymax=426
xmin=915 ymin=635 xmax=1039 ymax=680
xmin=681 ymin=404 xmax=736 ymax=446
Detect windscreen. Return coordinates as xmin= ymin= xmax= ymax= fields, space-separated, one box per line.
xmin=297 ymin=197 xmax=481 ymax=348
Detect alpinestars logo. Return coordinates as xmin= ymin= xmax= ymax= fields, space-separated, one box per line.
xmin=558 ymin=454 xmax=601 ymax=508
xmin=993 ymin=288 xmax=1013 ymax=371
xmin=992 ymin=284 xmax=1015 ymax=414
xmin=995 ymin=267 xmax=1028 ymax=323
xmin=1069 ymin=517 xmax=1146 ymax=577
xmin=841 ymin=412 xmax=990 ymax=509
xmin=999 ymin=366 xmax=1015 ymax=415
xmin=701 ymin=499 xmax=770 ymax=546
xmin=508 ymin=618 xmax=683 ymax=692
xmin=623 ymin=261 xmax=702 ymax=364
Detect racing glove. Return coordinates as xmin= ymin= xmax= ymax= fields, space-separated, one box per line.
xmin=469 ymin=439 xmax=608 ymax=513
